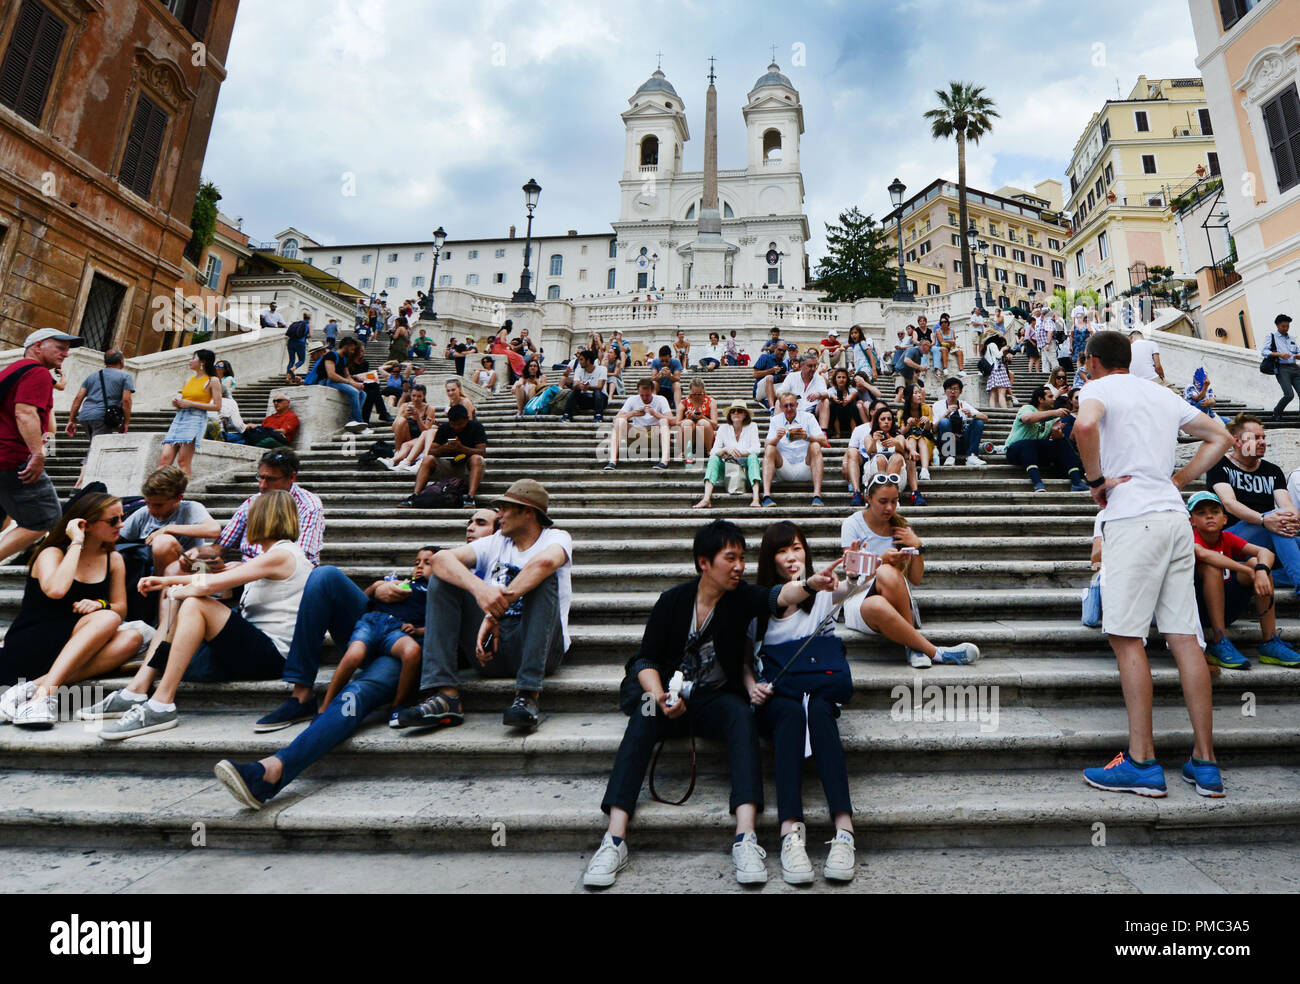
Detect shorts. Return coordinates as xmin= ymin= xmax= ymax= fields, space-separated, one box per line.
xmin=171 ymin=608 xmax=285 ymax=682
xmin=775 ymin=459 xmax=812 ymax=483
xmin=1194 ymin=571 xmax=1255 ymax=627
xmin=0 ymin=470 xmax=61 ymax=531
xmin=429 ymin=457 xmax=471 ymax=480
xmin=844 ymin=572 xmax=921 ymax=636
xmin=348 ymin=610 xmax=415 ymax=660
xmin=1100 ymin=511 xmax=1199 ymax=638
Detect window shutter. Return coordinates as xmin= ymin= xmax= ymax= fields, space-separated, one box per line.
xmin=208 ymin=256 xmax=222 ymax=289
xmin=1263 ymin=86 xmax=1300 ymax=193
xmin=0 ymin=1 xmax=67 ymax=125
xmin=120 ymin=94 xmax=168 ymax=199
xmin=1218 ymin=0 xmax=1240 ymax=30
xmin=184 ymin=0 xmax=214 ymax=42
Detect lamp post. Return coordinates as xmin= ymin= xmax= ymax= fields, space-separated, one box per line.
xmin=420 ymin=226 xmax=447 ymax=319
xmin=512 ymin=178 xmax=542 ymax=302
xmin=777 ymin=251 xmax=785 ymax=289
xmin=964 ymin=220 xmax=979 ymax=308
xmin=889 ymin=177 xmax=912 ymax=301
xmin=651 ymin=252 xmax=659 ymax=291
xmin=977 ymin=239 xmax=994 ymax=308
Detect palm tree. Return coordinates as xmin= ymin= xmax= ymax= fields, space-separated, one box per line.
xmin=924 ymin=82 xmax=1000 ymax=289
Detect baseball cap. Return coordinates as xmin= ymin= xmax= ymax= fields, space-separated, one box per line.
xmin=827 ymin=328 xmax=839 ymax=337
xmin=1187 ymin=491 xmax=1222 ymax=512
xmin=23 ymin=328 xmax=84 ymax=348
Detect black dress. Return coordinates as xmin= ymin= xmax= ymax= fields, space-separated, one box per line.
xmin=0 ymin=559 xmax=112 ymax=685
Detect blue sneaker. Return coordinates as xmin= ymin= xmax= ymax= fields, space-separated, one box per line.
xmin=214 ymin=759 xmax=281 ymax=810
xmin=849 ymin=491 xmax=865 ymax=507
xmin=1181 ymin=757 xmax=1225 ymax=798
xmin=1257 ymin=633 xmax=1300 ymax=668
xmin=811 ymin=496 xmax=825 ymax=506
xmin=1204 ymin=631 xmax=1250 ymax=670
xmin=1083 ymin=750 xmax=1167 ymax=797
xmin=761 ymin=496 xmax=776 ymax=508
xmin=932 ymin=642 xmax=981 ymax=665
xmin=909 ymin=490 xmax=927 ymax=506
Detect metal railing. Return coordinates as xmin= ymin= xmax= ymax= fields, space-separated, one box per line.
xmin=1208 ymin=262 xmax=1241 ymax=296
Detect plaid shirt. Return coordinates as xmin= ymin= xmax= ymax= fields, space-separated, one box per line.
xmin=217 ymin=483 xmax=324 ymax=566
xmin=1031 ymin=317 xmax=1055 ymax=349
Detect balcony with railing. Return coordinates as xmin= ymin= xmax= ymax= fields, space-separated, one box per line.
xmin=1206 ymin=261 xmax=1241 ymax=296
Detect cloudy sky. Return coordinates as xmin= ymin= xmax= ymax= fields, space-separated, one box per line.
xmin=207 ymin=0 xmax=1201 ymax=263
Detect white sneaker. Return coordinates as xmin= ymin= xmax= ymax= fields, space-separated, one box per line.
xmin=824 ymin=829 xmax=857 ymax=882
xmin=360 ymin=428 xmax=375 ymax=436
xmin=12 ymin=694 xmax=56 ymax=729
xmin=907 ymin=649 xmax=932 ymax=669
xmin=732 ymin=831 xmax=768 ymax=884
xmin=583 ymin=832 xmax=629 ymax=888
xmin=920 ymin=467 xmax=931 ymax=481
xmin=942 ymin=456 xmax=956 ymax=467
xmin=0 ymin=680 xmax=36 ymax=723
xmin=378 ymin=458 xmax=395 ymax=469
xmin=966 ymin=454 xmax=986 ymax=467
xmin=780 ymin=823 xmax=814 ymax=885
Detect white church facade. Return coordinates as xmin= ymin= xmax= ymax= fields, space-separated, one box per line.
xmin=277 ymin=61 xmax=810 ymax=300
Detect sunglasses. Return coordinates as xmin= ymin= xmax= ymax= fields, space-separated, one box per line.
xmin=868 ymin=473 xmax=904 ymax=489
xmin=98 ymin=514 xmax=125 ymax=526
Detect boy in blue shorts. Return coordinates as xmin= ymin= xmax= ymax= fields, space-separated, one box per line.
xmin=318 ymin=547 xmax=435 ymax=714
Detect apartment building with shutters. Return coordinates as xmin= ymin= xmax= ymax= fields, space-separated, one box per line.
xmin=0 ymin=0 xmax=239 ymax=355
xmin=1189 ymin=0 xmax=1300 ymax=346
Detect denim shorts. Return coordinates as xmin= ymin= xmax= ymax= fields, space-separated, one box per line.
xmin=0 ymin=470 xmax=61 ymax=531
xmin=347 ymin=611 xmax=413 ymax=661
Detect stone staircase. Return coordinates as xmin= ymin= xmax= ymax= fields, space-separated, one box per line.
xmin=1 ymin=342 xmax=1299 ymax=871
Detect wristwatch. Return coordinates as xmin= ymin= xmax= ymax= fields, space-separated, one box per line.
xmin=1086 ymin=474 xmax=1106 ymax=488
xmin=915 ymin=544 xmax=926 ymax=556
xmin=801 ymin=576 xmax=814 ymax=593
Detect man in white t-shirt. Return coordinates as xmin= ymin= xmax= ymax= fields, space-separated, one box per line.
xmin=1073 ymin=330 xmax=1232 ymax=799
xmin=403 ymin=479 xmax=571 ymax=732
xmin=933 ymin=376 xmax=989 ymax=467
xmin=1128 ymin=330 xmax=1164 ymax=382
xmin=761 ymin=392 xmax=829 ymax=506
xmin=607 ymin=377 xmax=673 ymax=469
xmin=558 ymin=348 xmax=608 ymax=422
xmin=778 ymin=353 xmax=831 ymax=429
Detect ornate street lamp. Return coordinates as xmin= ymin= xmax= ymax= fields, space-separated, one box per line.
xmin=651 ymin=252 xmax=659 ymax=291
xmin=889 ymin=177 xmax=912 ymax=301
xmin=977 ymin=240 xmax=994 ymax=308
xmin=512 ymin=178 xmax=542 ymax=302
xmin=420 ymin=226 xmax=447 ymax=319
xmin=964 ymin=220 xmax=979 ymax=306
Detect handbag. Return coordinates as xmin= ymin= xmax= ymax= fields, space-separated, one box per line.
xmin=755 ymin=633 xmax=853 ymax=703
xmin=1260 ymin=334 xmax=1279 ymax=375
xmin=98 ymin=370 xmax=126 ymax=431
xmin=1081 ymin=571 xmax=1102 ymax=628
xmin=978 ymin=356 xmax=993 ymax=376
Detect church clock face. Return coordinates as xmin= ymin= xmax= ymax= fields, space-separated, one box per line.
xmin=634 ymin=194 xmax=656 ymax=213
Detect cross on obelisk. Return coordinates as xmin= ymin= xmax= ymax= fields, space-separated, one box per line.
xmin=707 ymin=56 xmax=716 ymax=85
xmin=656 ymin=50 xmax=663 ymax=70
xmin=770 ymin=43 xmax=777 ymax=63
xmin=702 ymin=57 xmax=719 ymax=214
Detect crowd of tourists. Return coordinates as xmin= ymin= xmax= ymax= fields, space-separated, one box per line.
xmin=1 ymin=312 xmax=1299 ymax=891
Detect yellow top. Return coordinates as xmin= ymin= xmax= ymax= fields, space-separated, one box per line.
xmin=181 ymin=373 xmax=213 ymax=404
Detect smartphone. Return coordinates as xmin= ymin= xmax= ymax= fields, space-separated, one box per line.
xmin=844 ymin=550 xmax=879 ymax=577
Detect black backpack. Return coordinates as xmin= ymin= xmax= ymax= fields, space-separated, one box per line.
xmin=404 ymin=477 xmax=466 ymax=508
xmin=286 ymin=319 xmax=310 ymax=340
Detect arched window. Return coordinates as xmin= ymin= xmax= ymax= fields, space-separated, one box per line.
xmin=549 ymin=254 xmax=563 ymax=276
xmin=547 ymin=285 xmax=561 ymax=300
xmin=607 ymin=268 xmax=616 ymax=289
xmin=763 ymin=129 xmax=783 ymax=161
xmin=281 ymin=238 xmax=299 ymax=259
xmin=685 ymin=203 xmax=696 ymax=220
xmin=608 ymin=239 xmax=617 ymax=258
xmin=640 ymin=135 xmax=659 ymax=166
xmin=723 ymin=202 xmax=734 ymax=218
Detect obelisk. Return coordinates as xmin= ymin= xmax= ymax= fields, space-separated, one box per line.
xmin=689 ymin=56 xmax=728 ymax=285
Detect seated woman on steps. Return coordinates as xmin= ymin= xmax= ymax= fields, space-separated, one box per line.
xmin=748 ymin=520 xmax=857 ymax=885
xmin=676 ymin=377 xmax=716 ymax=466
xmin=839 ymin=473 xmax=980 ymax=669
xmin=0 ymin=492 xmax=143 ymax=728
xmin=86 ymin=491 xmax=312 ymax=741
xmin=694 ymin=400 xmax=761 ymax=509
xmin=385 ymin=384 xmax=437 ymax=471
xmin=512 ymin=358 xmax=547 ymax=416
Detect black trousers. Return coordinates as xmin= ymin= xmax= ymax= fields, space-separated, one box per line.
xmin=601 ymin=687 xmax=763 ymax=817
xmin=756 ymin=694 xmax=852 ymax=822
xmin=362 ymin=383 xmax=392 ymax=422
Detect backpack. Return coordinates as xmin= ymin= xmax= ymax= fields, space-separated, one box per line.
xmin=358 ymin=440 xmax=395 ymax=466
xmin=302 ymin=351 xmax=335 ymax=386
xmin=405 ymin=477 xmax=466 ymax=508
xmin=286 ymin=320 xmax=310 ymax=340
xmin=524 ymin=384 xmax=560 ymax=415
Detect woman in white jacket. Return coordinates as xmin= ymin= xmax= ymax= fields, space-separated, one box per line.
xmin=693 ymin=399 xmax=761 ymax=509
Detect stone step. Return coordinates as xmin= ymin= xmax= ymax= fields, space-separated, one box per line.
xmin=1 ymin=764 xmax=1295 ymax=854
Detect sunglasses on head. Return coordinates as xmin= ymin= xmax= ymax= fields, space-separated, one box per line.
xmin=868 ymin=473 xmax=904 ymax=489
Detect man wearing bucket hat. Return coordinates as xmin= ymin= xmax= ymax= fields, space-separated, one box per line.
xmin=694 ymin=400 xmax=762 ymax=509
xmin=396 ymin=478 xmax=572 ymax=731
xmin=0 ymin=328 xmax=83 ymax=563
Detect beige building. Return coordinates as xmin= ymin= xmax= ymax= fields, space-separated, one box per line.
xmin=883 ymin=178 xmax=1070 ymax=308
xmin=1063 ymin=77 xmax=1220 ymax=309
xmin=1189 ymin=0 xmax=1300 ymax=348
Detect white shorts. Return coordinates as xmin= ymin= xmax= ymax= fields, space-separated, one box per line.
xmin=1100 ymin=511 xmax=1199 ymax=638
xmin=844 ymin=572 xmax=921 ymax=636
xmin=775 ymin=460 xmax=812 ymax=484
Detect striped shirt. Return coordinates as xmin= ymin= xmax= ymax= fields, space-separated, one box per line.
xmin=218 ymin=483 xmax=325 ymax=566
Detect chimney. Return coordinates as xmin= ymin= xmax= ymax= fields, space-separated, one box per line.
xmin=509 ymin=225 xmax=516 ymax=239
xmin=568 ymin=229 xmax=577 ymax=236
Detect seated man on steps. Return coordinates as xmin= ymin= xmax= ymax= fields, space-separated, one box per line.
xmin=606 ymin=378 xmax=672 ymax=470
xmin=556 ymin=348 xmax=608 ymax=422
xmin=751 ymin=341 xmax=790 ymax=410
xmin=405 ymin=404 xmax=486 ymax=509
xmin=394 ymin=479 xmax=571 ymax=732
xmin=1005 ymin=385 xmax=1088 ymax=493
xmin=583 ymin=519 xmax=835 ymax=889
xmin=119 ymin=466 xmax=214 ymax=580
xmin=761 ymin=392 xmax=828 ymax=507
xmin=933 ymin=377 xmax=988 ymax=467
xmin=224 ymin=395 xmax=300 ymax=447
xmin=252 ymin=507 xmax=498 ymax=732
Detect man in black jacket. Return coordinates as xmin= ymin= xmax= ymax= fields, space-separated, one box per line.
xmin=583 ymin=519 xmax=837 ymax=889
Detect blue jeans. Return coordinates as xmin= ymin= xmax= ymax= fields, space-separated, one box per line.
xmin=274 ymin=652 xmax=401 ymax=788
xmin=420 ymin=572 xmax=564 ymax=693
xmin=286 ymin=339 xmax=307 ymax=372
xmin=1228 ymin=515 xmax=1300 ymax=589
xmin=281 ymin=566 xmax=371 ymax=687
xmin=322 ymin=381 xmax=365 ymax=422
xmin=349 ymin=611 xmax=411 ymax=660
xmin=934 ymin=416 xmax=985 ymax=459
